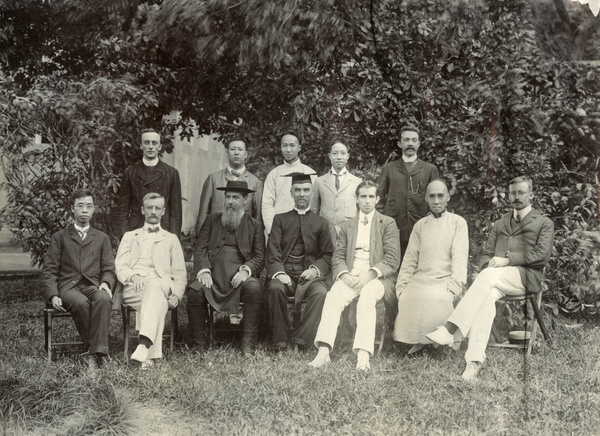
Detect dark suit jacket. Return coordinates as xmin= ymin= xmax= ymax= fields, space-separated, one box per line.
xmin=480 ymin=209 xmax=554 ymax=293
xmin=41 ymin=225 xmax=116 ymax=303
xmin=266 ymin=210 xmax=333 ymax=278
xmin=333 ymin=211 xmax=400 ymax=306
xmin=193 ymin=213 xmax=265 ymax=277
xmin=377 ymin=158 xmax=438 ymax=242
xmin=194 ymin=169 xmax=263 ymax=236
xmin=115 ymin=160 xmax=182 ymax=238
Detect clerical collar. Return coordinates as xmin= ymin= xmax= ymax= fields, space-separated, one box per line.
xmin=143 ymin=157 xmax=159 ymax=167
xmin=402 ymin=155 xmax=418 ymax=163
xmin=294 ymin=207 xmax=310 ymax=215
xmin=228 ymin=166 xmax=245 ymax=175
xmin=143 ymin=223 xmax=161 ymax=232
xmin=331 ymin=168 xmax=347 ymax=176
xmin=431 ymin=210 xmax=447 ymax=219
xmin=513 ymin=205 xmax=532 ymax=221
xmin=74 ymin=224 xmax=90 ymax=233
xmin=284 ymin=158 xmax=300 ymax=166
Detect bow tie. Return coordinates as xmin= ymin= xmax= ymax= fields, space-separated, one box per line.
xmin=231 ymin=169 xmax=242 ymax=177
xmin=147 ymin=227 xmax=160 ymax=233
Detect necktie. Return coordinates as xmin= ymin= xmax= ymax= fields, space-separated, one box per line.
xmin=515 ymin=215 xmax=521 ymax=223
xmin=332 ymin=172 xmax=342 ymax=190
xmin=231 ymin=169 xmax=241 ymax=178
xmin=363 ymin=216 xmax=368 ymax=226
xmin=147 ymin=227 xmax=159 ymax=233
xmin=78 ymin=230 xmax=87 ymax=241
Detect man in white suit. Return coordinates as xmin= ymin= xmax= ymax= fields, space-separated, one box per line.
xmin=115 ymin=192 xmax=187 ymax=367
xmin=309 ymin=180 xmax=400 ymax=371
xmin=311 ymin=139 xmax=362 ymax=243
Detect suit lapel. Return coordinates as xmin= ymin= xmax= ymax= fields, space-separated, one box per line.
xmin=346 ymin=217 xmax=359 ymax=266
xmin=137 ymin=161 xmax=165 ymax=186
xmin=324 ymin=173 xmax=337 ymax=194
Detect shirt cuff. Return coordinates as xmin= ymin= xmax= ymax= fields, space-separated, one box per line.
xmin=272 ymin=272 xmax=285 ymax=280
xmin=240 ymin=265 xmax=252 ymax=277
xmin=309 ymin=265 xmax=321 ymax=276
xmin=336 ymin=270 xmax=350 ymax=281
xmin=197 ymin=268 xmax=211 ymax=279
xmin=370 ymin=267 xmax=383 ymax=278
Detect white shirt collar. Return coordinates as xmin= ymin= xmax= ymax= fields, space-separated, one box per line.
xmin=74 ymin=224 xmax=90 ymax=233
xmin=284 ymin=158 xmax=300 ymax=166
xmin=359 ymin=210 xmax=376 ymax=224
xmin=294 ymin=207 xmax=310 ymax=215
xmin=402 ymin=155 xmax=418 ymax=163
xmin=331 ymin=167 xmax=347 ymax=176
xmin=143 ymin=157 xmax=159 ymax=167
xmin=143 ymin=223 xmax=161 ymax=231
xmin=228 ymin=166 xmax=245 ymax=175
xmin=514 ymin=205 xmax=532 ymax=221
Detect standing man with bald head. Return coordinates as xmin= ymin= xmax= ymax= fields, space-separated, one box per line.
xmin=115 ymin=128 xmax=182 ymax=239
xmin=261 ymin=133 xmax=316 ymax=235
xmin=377 ymin=126 xmax=438 ymax=256
xmin=393 ymin=180 xmax=469 ymax=354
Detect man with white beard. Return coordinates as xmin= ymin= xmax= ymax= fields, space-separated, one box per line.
xmin=187 ymin=181 xmax=265 ymax=356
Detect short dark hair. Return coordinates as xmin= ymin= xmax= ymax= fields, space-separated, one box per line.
xmin=142 ymin=192 xmax=165 ymax=206
xmin=355 ymin=180 xmax=379 ymax=197
xmin=141 ymin=128 xmax=160 ymax=138
xmin=509 ymin=176 xmax=533 ymax=192
xmin=71 ymin=188 xmax=94 ymax=206
xmin=280 ymin=132 xmax=300 ymax=144
xmin=400 ymin=125 xmax=420 ymax=136
xmin=226 ymin=138 xmax=247 ymax=150
xmin=329 ymin=138 xmax=350 ymax=153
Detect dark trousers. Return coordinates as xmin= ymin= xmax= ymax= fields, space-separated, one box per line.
xmin=266 ymin=277 xmax=327 ymax=346
xmin=60 ymin=283 xmax=112 ymax=355
xmin=187 ymin=277 xmax=262 ymax=347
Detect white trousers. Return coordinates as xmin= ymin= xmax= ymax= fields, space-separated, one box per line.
xmin=123 ymin=277 xmax=172 ymax=359
xmin=314 ymin=278 xmax=384 ymax=356
xmin=448 ymin=266 xmax=525 ymax=363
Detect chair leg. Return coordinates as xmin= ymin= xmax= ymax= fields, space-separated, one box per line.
xmin=45 ymin=310 xmax=52 ymax=361
xmin=169 ymin=308 xmax=177 ymax=354
xmin=531 ymin=292 xmax=551 ymax=342
xmin=122 ymin=305 xmax=130 ymax=359
xmin=208 ymin=305 xmax=214 ymax=347
xmin=377 ymin=308 xmax=387 ymax=356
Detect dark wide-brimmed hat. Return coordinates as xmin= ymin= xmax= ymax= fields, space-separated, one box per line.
xmin=216 ymin=180 xmax=256 ymax=194
xmin=281 ymin=172 xmax=317 ymax=185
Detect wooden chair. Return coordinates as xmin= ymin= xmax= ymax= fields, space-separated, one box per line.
xmin=121 ymin=304 xmax=178 ymax=358
xmin=336 ymin=298 xmax=388 ymax=356
xmin=207 ymin=303 xmax=244 ymax=346
xmin=488 ymin=290 xmax=552 ymax=356
xmin=43 ymin=306 xmax=84 ymax=361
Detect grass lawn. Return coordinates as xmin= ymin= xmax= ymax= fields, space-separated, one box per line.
xmin=1 ymin=276 xmax=599 ymax=435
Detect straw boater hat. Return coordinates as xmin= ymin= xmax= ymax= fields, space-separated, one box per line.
xmin=216 ymin=180 xmax=256 ymax=194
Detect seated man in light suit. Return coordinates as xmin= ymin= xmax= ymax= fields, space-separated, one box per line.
xmin=393 ymin=180 xmax=469 ymax=355
xmin=427 ymin=176 xmax=554 ymax=381
xmin=311 ymin=139 xmax=362 ymax=243
xmin=309 ymin=180 xmax=400 ymax=371
xmin=115 ymin=193 xmax=187 ymax=367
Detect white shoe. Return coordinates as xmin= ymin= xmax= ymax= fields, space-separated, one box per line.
xmin=141 ymin=359 xmax=154 ymax=370
xmin=308 ymin=348 xmax=331 ymax=368
xmin=356 ymin=350 xmax=371 ymax=371
xmin=461 ymin=361 xmax=482 ymax=381
xmin=131 ymin=344 xmax=149 ymax=363
xmin=425 ymin=326 xmax=454 ymax=346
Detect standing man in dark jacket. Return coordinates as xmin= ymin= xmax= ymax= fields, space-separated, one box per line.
xmin=115 ymin=128 xmax=182 ymax=238
xmin=42 ymin=188 xmax=116 ymax=369
xmin=187 ymin=180 xmax=265 ymax=355
xmin=377 ymin=125 xmax=438 ymax=256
